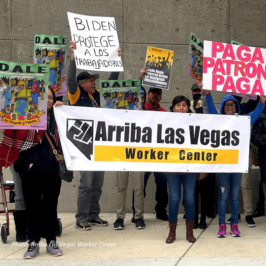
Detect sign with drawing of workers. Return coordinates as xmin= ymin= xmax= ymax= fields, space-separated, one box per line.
xmin=67 ymin=12 xmax=124 ymax=72
xmin=0 ymin=60 xmax=49 ymax=129
xmin=142 ymin=46 xmax=174 ymax=90
xmin=100 ymin=79 xmax=141 ymax=110
xmin=188 ymin=32 xmax=203 ymax=81
xmin=34 ymin=34 xmax=67 ymax=97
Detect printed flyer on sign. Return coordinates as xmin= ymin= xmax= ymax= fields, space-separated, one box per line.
xmin=203 ymin=41 xmax=266 ymax=96
xmin=34 ymin=34 xmax=67 ymax=97
xmin=0 ymin=61 xmax=49 ymax=129
xmin=55 ymin=106 xmax=250 ymax=173
xmin=67 ymin=12 xmax=123 ymax=72
xmin=188 ymin=32 xmax=204 ymax=81
xmin=100 ymin=79 xmax=141 ymax=109
xmin=142 ymin=46 xmax=174 ymax=90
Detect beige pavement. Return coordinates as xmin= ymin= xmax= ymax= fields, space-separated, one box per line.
xmin=0 ymin=213 xmax=266 ymax=265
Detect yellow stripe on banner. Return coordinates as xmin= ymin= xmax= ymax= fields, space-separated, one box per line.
xmin=94 ymin=146 xmax=239 ymax=164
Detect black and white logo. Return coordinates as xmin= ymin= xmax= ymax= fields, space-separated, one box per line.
xmin=67 ymin=119 xmax=94 ymax=160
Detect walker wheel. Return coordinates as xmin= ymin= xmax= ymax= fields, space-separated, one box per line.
xmin=57 ymin=219 xmax=62 ymax=237
xmin=1 ymin=224 xmax=7 ymax=244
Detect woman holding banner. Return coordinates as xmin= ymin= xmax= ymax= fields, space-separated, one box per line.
xmin=165 ymin=95 xmax=199 ymax=244
xmin=197 ymin=80 xmax=266 ymax=238
xmin=0 ymin=87 xmax=64 ymax=258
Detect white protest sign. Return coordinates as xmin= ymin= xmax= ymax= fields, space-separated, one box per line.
xmin=203 ymin=40 xmax=266 ymax=96
xmin=67 ymin=12 xmax=123 ymax=72
xmin=54 ymin=106 xmax=250 ymax=173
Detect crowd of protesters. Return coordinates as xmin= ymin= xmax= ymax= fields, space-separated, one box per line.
xmin=0 ymin=40 xmax=266 ymax=260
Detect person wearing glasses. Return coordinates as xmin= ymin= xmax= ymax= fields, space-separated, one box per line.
xmin=196 ymin=81 xmax=266 ymax=238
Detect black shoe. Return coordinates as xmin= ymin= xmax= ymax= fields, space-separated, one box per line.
xmin=252 ymin=208 xmax=264 ymax=218
xmin=156 ymin=213 xmax=168 ymax=221
xmin=88 ymin=217 xmax=108 ymax=226
xmin=131 ymin=217 xmax=136 ymax=223
xmin=183 ymin=214 xmax=186 ymax=219
xmin=114 ymin=218 xmax=124 ymax=230
xmin=199 ymin=221 xmax=207 ymax=229
xmin=207 ymin=212 xmax=216 ymax=219
xmin=75 ymin=221 xmax=92 ymax=231
xmin=245 ymin=215 xmax=256 ymax=227
xmin=193 ymin=220 xmax=199 ymax=229
xmin=226 ymin=214 xmax=241 ymax=224
xmin=135 ymin=218 xmax=146 ymax=229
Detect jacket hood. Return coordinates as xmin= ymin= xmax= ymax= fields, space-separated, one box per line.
xmin=220 ymin=94 xmax=241 ymax=114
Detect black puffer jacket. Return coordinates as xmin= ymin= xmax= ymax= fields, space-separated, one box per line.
xmin=251 ymin=106 xmax=266 ymax=183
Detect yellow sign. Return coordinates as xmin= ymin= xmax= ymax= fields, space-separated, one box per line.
xmin=0 ymin=111 xmax=45 ymax=126
xmin=95 ymin=146 xmax=238 ymax=164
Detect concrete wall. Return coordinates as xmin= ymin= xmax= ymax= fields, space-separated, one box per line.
xmin=1 ymin=0 xmax=266 ymax=213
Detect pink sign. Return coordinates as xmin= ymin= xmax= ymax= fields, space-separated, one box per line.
xmin=203 ymin=41 xmax=266 ymax=96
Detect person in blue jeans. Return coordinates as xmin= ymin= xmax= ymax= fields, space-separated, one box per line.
xmin=199 ymin=80 xmax=266 ymax=238
xmin=165 ymin=95 xmax=199 ymax=244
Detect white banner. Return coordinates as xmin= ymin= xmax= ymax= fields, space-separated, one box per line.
xmin=54 ymin=106 xmax=251 ymax=173
xmin=67 ymin=12 xmax=123 ymax=72
xmin=203 ymin=40 xmax=266 ymax=96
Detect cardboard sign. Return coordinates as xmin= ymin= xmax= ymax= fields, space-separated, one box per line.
xmin=34 ymin=34 xmax=67 ymax=97
xmin=203 ymin=41 xmax=266 ymax=96
xmin=0 ymin=61 xmax=49 ymax=129
xmin=55 ymin=106 xmax=250 ymax=173
xmin=100 ymin=79 xmax=141 ymax=109
xmin=188 ymin=33 xmax=204 ymax=81
xmin=142 ymin=46 xmax=174 ymax=90
xmin=67 ymin=12 xmax=123 ymax=72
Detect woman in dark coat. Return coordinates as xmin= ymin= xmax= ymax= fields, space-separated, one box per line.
xmin=251 ymin=105 xmax=266 ymax=216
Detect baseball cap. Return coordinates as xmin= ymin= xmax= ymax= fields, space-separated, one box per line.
xmin=148 ymin=87 xmax=162 ymax=95
xmin=77 ymin=71 xmax=99 ymax=82
xmin=191 ymin=83 xmax=200 ymax=91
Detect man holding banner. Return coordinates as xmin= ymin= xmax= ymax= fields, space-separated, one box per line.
xmin=67 ymin=41 xmax=122 ymax=231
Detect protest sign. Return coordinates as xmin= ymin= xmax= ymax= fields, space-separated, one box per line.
xmin=67 ymin=12 xmax=123 ymax=72
xmin=228 ymin=40 xmax=257 ymax=100
xmin=188 ymin=32 xmax=203 ymax=81
xmin=55 ymin=106 xmax=250 ymax=173
xmin=100 ymin=79 xmax=141 ymax=109
xmin=34 ymin=34 xmax=67 ymax=97
xmin=0 ymin=61 xmax=49 ymax=129
xmin=142 ymin=46 xmax=174 ymax=90
xmin=203 ymin=40 xmax=266 ymax=96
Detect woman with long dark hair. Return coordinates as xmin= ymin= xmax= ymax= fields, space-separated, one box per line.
xmin=0 ymin=87 xmax=64 ymax=258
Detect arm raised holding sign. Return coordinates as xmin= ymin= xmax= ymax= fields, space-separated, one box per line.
xmin=67 ymin=40 xmax=123 ymax=107
xmin=195 ymin=79 xmax=266 ymax=125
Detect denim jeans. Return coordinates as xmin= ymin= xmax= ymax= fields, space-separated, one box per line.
xmin=216 ymin=173 xmax=242 ymax=225
xmin=165 ymin=173 xmax=198 ymax=222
